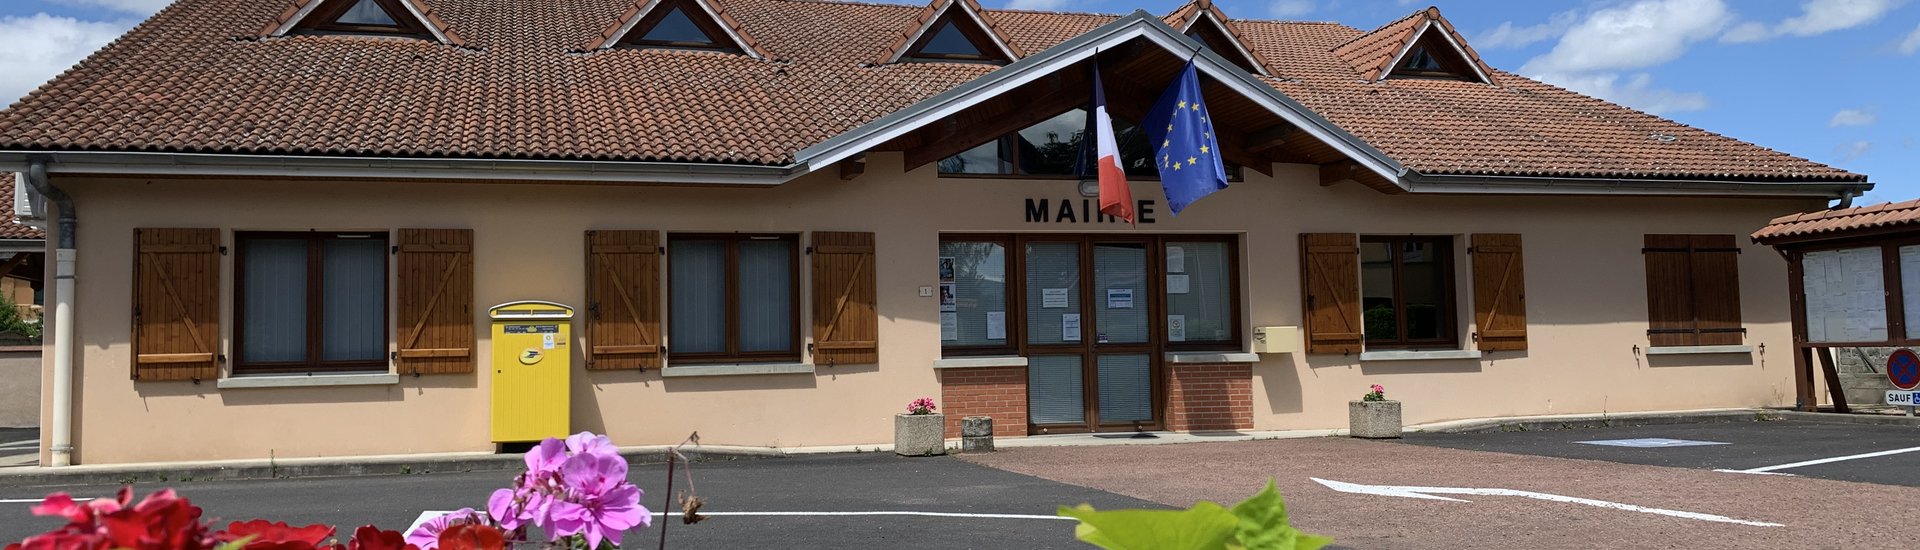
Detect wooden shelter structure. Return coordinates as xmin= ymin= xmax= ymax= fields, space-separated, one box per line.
xmin=1752 ymin=199 xmax=1920 ymax=412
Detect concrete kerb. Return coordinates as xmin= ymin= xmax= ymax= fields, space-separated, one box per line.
xmin=0 ymin=445 xmax=787 ymax=489
xmin=1772 ymin=409 xmax=1920 ymax=427
xmin=1409 ymin=408 xmax=1780 ymax=434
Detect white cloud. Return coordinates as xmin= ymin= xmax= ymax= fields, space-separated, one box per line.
xmin=1520 ymin=0 xmax=1731 ymax=75
xmin=1900 ymin=22 xmax=1920 ymax=54
xmin=67 ymin=0 xmax=174 ymax=14
xmin=1721 ymin=0 xmax=1904 ymax=42
xmin=1269 ymin=0 xmax=1314 ymax=18
xmin=1517 ymin=0 xmax=1727 ymax=115
xmin=1830 ymin=108 xmax=1877 ymax=127
xmin=1005 ymin=0 xmax=1066 ymax=10
xmin=1836 ymin=140 xmax=1873 ymax=162
xmin=1475 ymin=11 xmax=1579 ymax=50
xmin=0 ymin=14 xmax=132 ymax=108
xmin=1532 ymin=72 xmax=1710 ymax=115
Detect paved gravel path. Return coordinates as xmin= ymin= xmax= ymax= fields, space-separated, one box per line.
xmin=963 ymin=437 xmax=1917 ymax=549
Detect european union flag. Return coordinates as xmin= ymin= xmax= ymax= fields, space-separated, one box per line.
xmin=1144 ymin=60 xmax=1227 ymax=216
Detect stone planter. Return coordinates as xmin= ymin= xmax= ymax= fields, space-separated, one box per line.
xmin=1349 ymin=400 xmax=1401 ymax=439
xmin=895 ymin=413 xmax=946 ymax=456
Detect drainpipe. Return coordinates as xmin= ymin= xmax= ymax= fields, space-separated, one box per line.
xmin=25 ymin=158 xmax=76 ymax=467
xmin=1833 ymin=190 xmax=1858 ymax=209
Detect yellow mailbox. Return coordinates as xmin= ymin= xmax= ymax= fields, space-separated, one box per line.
xmin=490 ymin=301 xmax=573 ymax=443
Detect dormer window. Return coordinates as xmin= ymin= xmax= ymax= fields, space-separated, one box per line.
xmin=621 ymin=0 xmax=739 ymax=52
xmin=587 ymin=0 xmax=765 ymax=58
xmin=1399 ymin=47 xmax=1442 ymax=73
xmin=265 ymin=0 xmax=460 ymax=43
xmin=1181 ymin=17 xmax=1265 ymax=75
xmin=882 ymin=0 xmax=1022 ymax=65
xmin=1335 ymin=7 xmax=1496 ymax=85
xmin=902 ymin=11 xmax=1009 ymax=63
xmin=296 ymin=0 xmax=429 ymax=37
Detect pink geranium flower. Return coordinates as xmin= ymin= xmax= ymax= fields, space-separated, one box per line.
xmin=548 ymin=451 xmax=649 ymax=548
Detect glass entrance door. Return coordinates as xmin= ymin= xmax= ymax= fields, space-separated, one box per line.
xmin=1023 ymin=237 xmax=1161 ymax=434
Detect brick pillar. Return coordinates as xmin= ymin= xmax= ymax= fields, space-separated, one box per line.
xmin=937 ymin=366 xmax=1028 ymax=439
xmin=1165 ymin=363 xmax=1253 ymax=432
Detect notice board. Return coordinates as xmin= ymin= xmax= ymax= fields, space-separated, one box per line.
xmin=1801 ymin=247 xmax=1887 ymax=342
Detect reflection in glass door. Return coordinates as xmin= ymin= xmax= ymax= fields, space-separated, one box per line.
xmin=1093 ymin=242 xmax=1153 ymax=425
xmin=1025 ymin=240 xmax=1085 ymax=427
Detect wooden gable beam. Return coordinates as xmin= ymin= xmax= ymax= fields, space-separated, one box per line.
xmin=1318 ymin=160 xmax=1354 ymax=187
xmin=839 ymin=153 xmax=867 ymax=181
xmin=900 ymin=74 xmax=1091 ymax=171
xmin=1244 ymin=124 xmax=1294 ymax=152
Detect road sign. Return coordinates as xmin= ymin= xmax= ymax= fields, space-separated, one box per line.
xmin=1888 ymin=390 xmax=1918 ymax=406
xmin=1888 ymin=349 xmax=1920 ymax=390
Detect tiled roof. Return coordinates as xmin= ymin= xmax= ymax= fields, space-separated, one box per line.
xmin=1332 ymin=6 xmax=1493 ymax=84
xmin=875 ymin=0 xmax=1025 ymax=64
xmin=0 ymin=0 xmax=1865 ymax=183
xmin=1752 ymin=201 xmax=1920 ymax=243
xmin=587 ymin=0 xmax=769 ymax=57
xmin=0 ymin=174 xmax=47 ymax=241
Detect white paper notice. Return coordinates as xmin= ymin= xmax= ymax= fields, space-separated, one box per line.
xmin=1167 ymin=274 xmax=1190 ymax=294
xmin=985 ymin=311 xmax=1007 ymax=340
xmin=1043 ymin=288 xmax=1071 ymax=308
xmin=542 ymin=333 xmax=556 ymax=350
xmin=1168 ymin=314 xmax=1186 ymax=342
xmin=1107 ymin=288 xmax=1134 ymax=309
xmin=940 ymin=312 xmax=958 ymax=341
xmin=1167 ymin=246 xmax=1186 ymax=273
xmin=1062 ymin=314 xmax=1082 ymax=342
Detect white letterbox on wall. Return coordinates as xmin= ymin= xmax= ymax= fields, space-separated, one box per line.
xmin=1252 ymin=326 xmax=1300 ymax=354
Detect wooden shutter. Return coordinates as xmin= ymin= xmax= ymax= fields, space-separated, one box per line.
xmin=397 ymin=229 xmax=475 ymax=374
xmin=1643 ymin=234 xmax=1742 ymax=347
xmin=1470 ymin=234 xmax=1527 ymax=351
xmin=1689 ymin=235 xmax=1743 ymax=346
xmin=810 ymin=232 xmax=877 ymax=366
xmin=1300 ymin=233 xmax=1361 ymax=354
xmin=132 ymin=228 xmax=220 ymax=381
xmin=586 ymin=230 xmax=661 ymax=370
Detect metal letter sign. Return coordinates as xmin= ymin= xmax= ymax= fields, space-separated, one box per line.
xmin=1889 ymin=349 xmax=1920 ymax=390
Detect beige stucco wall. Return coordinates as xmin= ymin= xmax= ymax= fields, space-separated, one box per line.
xmin=40 ymin=153 xmax=1824 ymax=464
xmin=0 ymin=350 xmax=40 ymax=428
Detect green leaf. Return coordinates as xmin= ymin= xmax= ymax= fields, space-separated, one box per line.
xmin=1057 ymin=502 xmax=1240 ymax=550
xmin=1227 ymin=479 xmax=1334 ymax=550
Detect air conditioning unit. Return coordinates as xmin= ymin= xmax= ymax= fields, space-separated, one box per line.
xmin=13 ymin=172 xmax=45 ymax=227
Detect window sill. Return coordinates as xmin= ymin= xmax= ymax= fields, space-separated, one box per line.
xmin=1359 ymin=349 xmax=1483 ymax=362
xmin=1645 ymin=345 xmax=1753 ymax=356
xmin=1165 ymin=352 xmax=1260 ymax=364
xmin=661 ymin=363 xmax=814 ymax=378
xmin=217 ymin=372 xmax=398 ymax=389
xmin=933 ymin=356 xmax=1028 ymax=369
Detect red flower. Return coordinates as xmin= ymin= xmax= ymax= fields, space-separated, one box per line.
xmin=434 ymin=525 xmax=502 ymax=550
xmin=8 ymin=487 xmax=217 ymax=550
xmin=346 ymin=526 xmax=415 ymax=550
xmin=217 ymin=520 xmax=336 ymax=550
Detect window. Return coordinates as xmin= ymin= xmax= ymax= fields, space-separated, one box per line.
xmin=669 ymin=234 xmax=799 ymax=363
xmin=1165 ymin=238 xmax=1237 ymax=344
xmin=1398 ymin=47 xmax=1442 ymax=73
xmin=294 ymin=0 xmax=431 ymax=37
xmin=622 ymin=0 xmax=740 ymax=52
xmin=1360 ymin=236 xmax=1456 ymax=349
xmin=1183 ymin=20 xmax=1264 ymax=74
xmin=1385 ymin=31 xmax=1485 ymax=82
xmin=938 ymin=108 xmax=1240 ymax=179
xmin=903 ymin=11 xmax=1008 ymax=63
xmin=939 ymin=238 xmax=1011 ymax=354
xmin=1643 ymin=235 xmax=1742 ymax=347
xmin=235 ymin=232 xmax=389 ymax=373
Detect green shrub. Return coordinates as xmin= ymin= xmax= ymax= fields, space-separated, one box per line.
xmin=1059 ymin=480 xmax=1331 ymax=550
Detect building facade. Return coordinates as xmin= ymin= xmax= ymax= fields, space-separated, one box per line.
xmin=0 ymin=0 xmax=1869 ymax=465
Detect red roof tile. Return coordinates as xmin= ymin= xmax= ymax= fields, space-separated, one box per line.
xmin=0 ymin=1 xmax=1865 ymax=184
xmin=0 ymin=174 xmax=47 ymax=241
xmin=1752 ymin=200 xmax=1920 ymax=243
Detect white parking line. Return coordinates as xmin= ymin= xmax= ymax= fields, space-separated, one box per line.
xmin=1720 ymin=445 xmax=1920 ymax=474
xmin=0 ymin=498 xmax=43 ymax=503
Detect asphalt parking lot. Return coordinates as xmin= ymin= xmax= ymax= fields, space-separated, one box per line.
xmin=0 ymin=453 xmax=1155 ymax=548
xmin=1401 ymin=418 xmax=1920 ymax=486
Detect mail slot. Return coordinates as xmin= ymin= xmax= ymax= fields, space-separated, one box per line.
xmin=490 ymin=300 xmax=574 ymax=443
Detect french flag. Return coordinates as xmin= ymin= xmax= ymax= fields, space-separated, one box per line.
xmin=1091 ymin=68 xmax=1134 ymax=225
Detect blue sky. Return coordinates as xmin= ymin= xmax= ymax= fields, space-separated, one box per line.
xmin=3 ymin=0 xmax=1916 ymax=202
